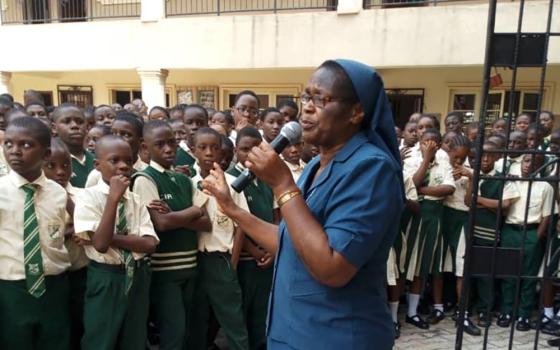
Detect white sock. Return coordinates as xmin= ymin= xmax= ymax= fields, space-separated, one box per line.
xmin=434 ymin=304 xmax=444 ymax=312
xmin=408 ymin=293 xmax=420 ymax=317
xmin=545 ymin=307 xmax=554 ymax=319
xmin=389 ymin=302 xmax=399 ymax=323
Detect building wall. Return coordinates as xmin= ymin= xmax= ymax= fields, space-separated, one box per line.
xmin=9 ymin=65 xmax=559 ymax=120
xmin=0 ymin=0 xmax=558 ymax=72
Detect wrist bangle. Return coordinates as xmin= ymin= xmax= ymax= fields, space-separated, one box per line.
xmin=277 ymin=189 xmax=301 ymax=208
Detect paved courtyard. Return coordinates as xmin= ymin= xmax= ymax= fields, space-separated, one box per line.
xmin=396 ymin=313 xmax=555 ymax=350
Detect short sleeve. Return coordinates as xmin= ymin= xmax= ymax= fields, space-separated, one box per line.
xmin=191 ymin=186 xmax=209 ymax=208
xmin=230 ymin=184 xmax=250 ymax=227
xmin=73 ymin=190 xmax=101 ymax=239
xmin=84 ymin=169 xmax=102 ymax=188
xmin=324 ymin=157 xmax=403 ymax=269
xmin=542 ymin=184 xmax=558 ymax=217
xmin=132 ymin=176 xmax=160 ymax=206
xmin=502 ymin=181 xmax=520 ymax=200
xmin=137 ymin=201 xmax=160 ymax=242
xmin=404 ymin=175 xmax=418 ymax=201
xmin=440 ymin=162 xmax=456 ymax=188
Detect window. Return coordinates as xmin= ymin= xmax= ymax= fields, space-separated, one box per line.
xmin=219 ymin=85 xmax=301 ymax=111
xmin=22 ymin=0 xmax=50 ymax=24
xmin=449 ymin=87 xmax=548 ymax=133
xmin=112 ymin=89 xmax=142 ymax=106
xmin=385 ymin=88 xmax=424 ymax=129
xmin=24 ymin=90 xmax=53 ymax=106
xmin=58 ymin=85 xmax=93 ymax=108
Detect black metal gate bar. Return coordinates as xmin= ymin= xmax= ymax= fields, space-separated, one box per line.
xmin=456 ymin=0 xmax=560 ymax=349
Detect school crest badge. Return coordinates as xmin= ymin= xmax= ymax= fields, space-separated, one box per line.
xmin=28 ymin=263 xmax=40 ymax=275
xmin=48 ymin=223 xmax=61 ymax=239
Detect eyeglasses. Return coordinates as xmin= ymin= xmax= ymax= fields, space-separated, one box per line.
xmin=235 ymin=105 xmax=259 ymax=117
xmin=300 ymin=93 xmax=347 ymax=109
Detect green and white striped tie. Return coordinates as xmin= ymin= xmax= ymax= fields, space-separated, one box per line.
xmin=22 ymin=184 xmax=46 ymax=298
xmin=117 ymin=200 xmax=134 ymax=295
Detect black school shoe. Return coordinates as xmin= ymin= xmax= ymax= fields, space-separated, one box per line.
xmin=405 ymin=315 xmax=430 ymax=329
xmin=457 ymin=317 xmax=482 ymax=336
xmin=478 ymin=312 xmax=491 ymax=328
xmin=548 ymin=338 xmax=560 ymax=347
xmin=426 ymin=309 xmax=445 ymax=325
xmin=542 ymin=321 xmax=560 ymax=336
xmin=530 ymin=314 xmax=553 ymax=330
xmin=394 ymin=322 xmax=401 ymax=339
xmin=516 ymin=317 xmax=531 ymax=332
xmin=497 ymin=313 xmax=512 ymax=328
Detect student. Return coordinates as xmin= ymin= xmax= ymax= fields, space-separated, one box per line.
xmin=527 ymin=123 xmax=545 ymax=150
xmin=498 ymin=153 xmax=556 ymax=331
xmin=491 ymin=118 xmax=508 ymax=136
xmin=260 ymin=107 xmax=284 ymax=144
xmin=506 ymin=130 xmax=528 ymax=176
xmin=210 ymin=111 xmax=235 ymax=138
xmin=395 ymin=126 xmax=402 ymax=145
xmin=132 ymin=120 xmax=211 ymax=350
xmin=227 ymin=127 xmax=277 ymax=350
xmin=94 ymin=105 xmax=117 ymax=127
xmin=74 ymin=135 xmax=159 ymax=350
xmin=455 ymin=140 xmax=519 ymax=330
xmin=85 ymin=113 xmax=147 ymax=187
xmin=407 ymin=114 xmax=450 ymax=168
xmin=149 ymin=106 xmax=170 ymax=121
xmin=26 ymin=102 xmax=50 ymax=126
xmin=281 ymin=138 xmax=306 ymax=183
xmin=405 ymin=128 xmax=455 ymax=329
xmin=169 ymin=119 xmax=187 ymax=144
xmin=220 ymin=135 xmax=235 ymax=171
xmin=0 ymin=95 xmax=14 ymax=131
xmin=388 ymin=171 xmax=420 ymax=338
xmin=441 ymin=131 xmax=459 ymax=153
xmin=231 ymin=90 xmax=260 ymax=141
xmin=465 ymin=122 xmax=479 ymax=142
xmin=539 ymin=111 xmax=554 ymax=150
xmin=52 ymin=104 xmax=94 ymax=188
xmin=301 ymin=142 xmax=319 ymax=163
xmin=0 ymin=117 xmax=71 ymax=349
xmin=277 ymin=99 xmax=299 ymax=123
xmin=169 ymin=105 xmax=186 ymax=121
xmin=43 ymin=137 xmax=89 ymax=349
xmin=176 ymin=104 xmax=208 ymax=171
xmin=189 ymin=127 xmax=250 ymax=350
xmin=444 ymin=112 xmax=463 ymax=133
xmin=515 ymin=113 xmax=531 ymax=132
xmin=85 ymin=124 xmax=111 ymax=154
xmin=400 ymin=121 xmax=418 ymax=150
xmin=83 ymin=107 xmax=96 ymax=131
xmin=438 ymin=135 xmax=477 ymax=333
xmin=111 ymin=103 xmax=123 ymax=113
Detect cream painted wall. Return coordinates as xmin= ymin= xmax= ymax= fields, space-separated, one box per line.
xmin=8 ymin=65 xmax=560 ymax=120
xmin=0 ymin=1 xmax=558 ymax=71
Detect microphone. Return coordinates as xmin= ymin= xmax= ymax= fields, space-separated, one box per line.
xmin=231 ymin=121 xmax=303 ymax=193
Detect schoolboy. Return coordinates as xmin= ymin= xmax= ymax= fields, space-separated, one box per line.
xmin=189 ymin=127 xmax=250 ymax=350
xmin=85 ymin=124 xmax=111 ymax=154
xmin=85 ymin=113 xmax=147 ymax=187
xmin=277 ymin=99 xmax=299 ymax=123
xmin=0 ymin=117 xmax=71 ymax=349
xmin=281 ymin=138 xmax=306 ymax=183
xmin=455 ymin=141 xmax=519 ymax=330
xmin=52 ymin=104 xmax=94 ymax=188
xmin=506 ymin=130 xmax=528 ymax=176
xmin=227 ymin=127 xmax=277 ymax=350
xmin=444 ymin=112 xmax=463 ymax=133
xmin=132 ymin=120 xmax=211 ymax=350
xmin=93 ymin=105 xmax=116 ymax=127
xmin=499 ymin=154 xmax=556 ymax=331
xmin=176 ymin=104 xmax=208 ymax=171
xmin=43 ymin=137 xmax=89 ymax=349
xmin=74 ymin=135 xmax=159 ymax=350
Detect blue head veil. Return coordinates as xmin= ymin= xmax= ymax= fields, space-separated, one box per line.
xmin=331 ymin=59 xmax=405 ymax=201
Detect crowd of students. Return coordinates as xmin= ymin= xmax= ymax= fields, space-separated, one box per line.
xmin=390 ymin=109 xmax=560 ymax=344
xmin=0 ymin=87 xmax=558 ymax=349
xmin=0 ymin=90 xmax=315 ymax=350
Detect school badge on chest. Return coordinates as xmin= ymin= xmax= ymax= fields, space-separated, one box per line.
xmin=433 ymin=175 xmax=443 ymax=185
xmin=216 ymin=214 xmax=231 ymax=228
xmin=171 ymin=176 xmax=176 ymax=183
xmin=28 ymin=263 xmax=40 ymax=275
xmin=246 ymin=195 xmax=253 ymax=202
xmin=48 ymin=223 xmax=61 ymax=239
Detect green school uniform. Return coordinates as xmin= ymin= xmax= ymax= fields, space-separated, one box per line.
xmin=175 ymin=147 xmax=197 ymax=177
xmin=132 ymin=167 xmax=199 ymax=350
xmin=70 ymin=151 xmax=95 ymax=188
xmin=469 ymin=175 xmax=504 ymax=313
xmin=228 ymin=165 xmax=274 ymax=350
xmin=401 ymin=207 xmax=422 ymax=281
xmin=0 ymin=274 xmax=71 ymax=350
xmin=415 ymin=200 xmax=445 ymax=278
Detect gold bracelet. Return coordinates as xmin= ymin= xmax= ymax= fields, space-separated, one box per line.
xmin=277 ymin=189 xmax=301 ymax=207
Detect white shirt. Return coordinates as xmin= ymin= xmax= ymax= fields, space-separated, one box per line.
xmin=0 ymin=171 xmax=71 ymax=279
xmin=192 ymin=172 xmax=249 ymax=253
xmin=85 ymin=158 xmax=148 ymax=188
xmin=506 ymin=180 xmax=557 ymax=225
xmin=65 ymin=184 xmax=89 ymax=271
xmin=74 ymin=181 xmax=159 ymax=264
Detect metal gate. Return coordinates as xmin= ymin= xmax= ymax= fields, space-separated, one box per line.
xmin=456 ymin=0 xmax=560 ymax=349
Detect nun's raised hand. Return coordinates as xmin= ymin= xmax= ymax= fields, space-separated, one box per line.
xmin=245 ymin=142 xmax=296 ymax=193
xmin=203 ymin=163 xmax=235 ymax=213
